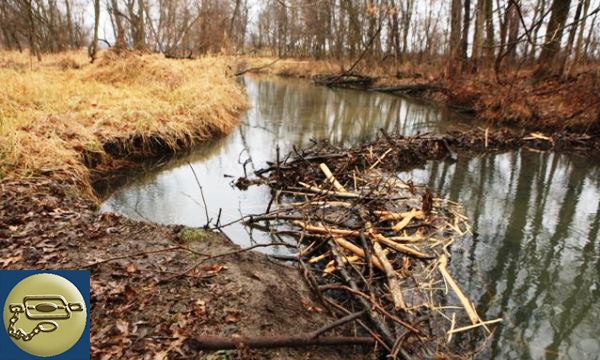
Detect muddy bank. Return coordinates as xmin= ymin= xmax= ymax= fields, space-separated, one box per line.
xmin=0 ymin=178 xmax=371 ymax=359
xmin=236 ymin=57 xmax=600 ymax=136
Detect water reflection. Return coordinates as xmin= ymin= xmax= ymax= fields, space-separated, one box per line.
xmin=402 ymin=150 xmax=600 ymax=360
xmin=101 ymin=75 xmax=469 ymax=247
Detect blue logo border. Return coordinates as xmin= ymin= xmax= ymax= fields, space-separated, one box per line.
xmin=0 ymin=270 xmax=90 ymax=360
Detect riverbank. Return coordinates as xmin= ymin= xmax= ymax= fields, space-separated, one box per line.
xmin=236 ymin=57 xmax=600 ymax=135
xmin=0 ymin=50 xmax=247 ymax=194
xmin=2 ymin=125 xmax=597 ymax=358
xmin=0 ymin=51 xmax=374 ymax=359
xmin=1 ymin=178 xmax=371 ymax=359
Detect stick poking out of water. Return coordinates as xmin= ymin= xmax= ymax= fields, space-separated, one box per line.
xmin=188 ymin=162 xmax=211 ymax=227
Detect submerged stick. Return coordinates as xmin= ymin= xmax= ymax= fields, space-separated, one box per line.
xmin=447 ymin=318 xmax=503 ymax=335
xmin=438 ymin=255 xmax=482 ymax=326
xmin=188 ymin=162 xmax=211 ymax=227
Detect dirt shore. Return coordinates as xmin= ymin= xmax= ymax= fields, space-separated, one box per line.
xmin=0 ymin=177 xmax=373 ymax=359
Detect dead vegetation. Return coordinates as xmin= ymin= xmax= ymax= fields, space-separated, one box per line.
xmin=0 ymin=50 xmax=248 ymax=193
xmin=0 ymin=178 xmax=370 ymax=360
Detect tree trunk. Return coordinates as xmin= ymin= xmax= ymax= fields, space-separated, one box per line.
xmin=569 ymin=0 xmax=591 ymax=74
xmin=560 ymin=0 xmax=584 ymax=76
xmin=111 ymin=0 xmax=126 ymax=49
xmin=461 ymin=0 xmax=471 ymax=62
xmin=506 ymin=1 xmax=520 ymax=64
xmin=472 ymin=0 xmax=485 ymax=67
xmin=484 ymin=0 xmax=495 ymax=66
xmin=64 ymin=0 xmax=74 ymax=48
xmin=527 ymin=0 xmax=546 ymax=62
xmin=229 ymin=0 xmax=241 ymax=48
xmin=25 ymin=0 xmax=41 ymax=61
xmin=448 ymin=0 xmax=463 ymax=77
xmin=583 ymin=12 xmax=597 ymax=60
xmin=535 ymin=0 xmax=572 ymax=78
xmin=89 ymin=0 xmax=100 ymax=62
xmin=136 ymin=0 xmax=146 ymax=50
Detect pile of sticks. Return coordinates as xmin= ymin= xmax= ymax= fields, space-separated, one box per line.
xmin=248 ymin=141 xmax=501 ymax=358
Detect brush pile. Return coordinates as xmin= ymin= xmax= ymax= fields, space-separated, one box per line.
xmin=248 ymin=140 xmax=501 ymax=358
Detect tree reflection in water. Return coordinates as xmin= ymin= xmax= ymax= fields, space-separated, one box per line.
xmin=402 ymin=151 xmax=600 ymax=359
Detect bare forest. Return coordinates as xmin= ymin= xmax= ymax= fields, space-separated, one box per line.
xmin=2 ymin=0 xmax=599 ymax=79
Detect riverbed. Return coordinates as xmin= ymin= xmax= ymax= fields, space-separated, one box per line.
xmin=101 ymin=75 xmax=600 ymax=359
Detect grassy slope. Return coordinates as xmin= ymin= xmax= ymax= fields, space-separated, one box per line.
xmin=0 ymin=50 xmax=248 ymax=191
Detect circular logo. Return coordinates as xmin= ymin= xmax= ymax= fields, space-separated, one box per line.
xmin=3 ymin=273 xmax=87 ymax=357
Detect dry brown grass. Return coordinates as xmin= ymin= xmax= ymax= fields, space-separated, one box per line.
xmin=0 ymin=50 xmax=248 ymax=192
xmin=236 ymin=55 xmax=442 ymax=81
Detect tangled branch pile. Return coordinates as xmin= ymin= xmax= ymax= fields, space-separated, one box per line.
xmin=248 ymin=141 xmax=502 ymax=358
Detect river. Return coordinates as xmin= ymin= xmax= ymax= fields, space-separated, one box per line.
xmin=100 ymin=75 xmax=600 ymax=359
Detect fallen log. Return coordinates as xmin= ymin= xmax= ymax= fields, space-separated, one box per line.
xmin=235 ymin=58 xmax=280 ymax=76
xmin=370 ymin=84 xmax=448 ymax=94
xmin=313 ymin=73 xmax=375 ymax=89
xmin=185 ymin=335 xmax=375 ymax=351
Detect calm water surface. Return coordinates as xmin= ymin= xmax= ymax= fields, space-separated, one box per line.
xmin=101 ymin=75 xmax=469 ymax=245
xmin=402 ymin=151 xmax=600 ymax=359
xmin=101 ymin=75 xmax=600 ymax=359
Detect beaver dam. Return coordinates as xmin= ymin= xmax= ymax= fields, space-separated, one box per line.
xmin=225 ymin=136 xmax=506 ymax=357
xmin=103 ymin=76 xmax=600 ymax=359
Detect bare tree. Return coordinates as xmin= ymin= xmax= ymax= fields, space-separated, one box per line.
xmin=89 ymin=0 xmax=100 ymax=62
xmin=535 ymin=0 xmax=573 ymax=77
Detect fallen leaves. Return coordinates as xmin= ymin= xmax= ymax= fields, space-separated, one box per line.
xmin=224 ymin=312 xmax=240 ymax=323
xmin=0 ymin=254 xmax=23 ymax=268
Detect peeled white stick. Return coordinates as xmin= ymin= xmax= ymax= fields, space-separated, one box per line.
xmin=438 ymin=255 xmax=482 ymax=326
xmin=319 ymin=163 xmax=347 ymax=192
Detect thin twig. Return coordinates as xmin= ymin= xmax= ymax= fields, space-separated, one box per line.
xmin=187 ymin=162 xmax=210 ymax=227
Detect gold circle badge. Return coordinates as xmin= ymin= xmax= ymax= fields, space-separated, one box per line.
xmin=3 ymin=273 xmax=87 ymax=357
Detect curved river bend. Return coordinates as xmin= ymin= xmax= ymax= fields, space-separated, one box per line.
xmin=101 ymin=75 xmax=600 ymax=360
